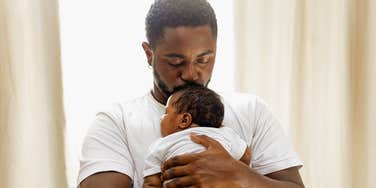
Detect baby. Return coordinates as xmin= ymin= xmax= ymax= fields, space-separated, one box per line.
xmin=142 ymin=85 xmax=250 ymax=188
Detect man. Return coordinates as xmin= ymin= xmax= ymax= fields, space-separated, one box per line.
xmin=78 ymin=0 xmax=304 ymax=187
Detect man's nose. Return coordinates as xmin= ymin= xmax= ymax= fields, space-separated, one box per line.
xmin=181 ymin=62 xmax=199 ymax=81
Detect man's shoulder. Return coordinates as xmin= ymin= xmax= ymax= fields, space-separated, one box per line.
xmin=219 ymin=91 xmax=264 ymax=111
xmin=101 ymin=93 xmax=151 ymax=111
xmin=95 ymin=93 xmax=152 ymax=121
xmin=220 ymin=91 xmax=258 ymax=102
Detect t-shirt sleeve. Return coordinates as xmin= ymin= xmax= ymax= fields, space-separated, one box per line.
xmin=250 ymin=97 xmax=303 ymax=175
xmin=222 ymin=127 xmax=248 ymax=160
xmin=77 ymin=104 xmax=134 ymax=186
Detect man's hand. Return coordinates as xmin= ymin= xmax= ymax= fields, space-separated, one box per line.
xmin=161 ymin=133 xmax=247 ymax=187
xmin=161 ymin=134 xmax=304 ymax=188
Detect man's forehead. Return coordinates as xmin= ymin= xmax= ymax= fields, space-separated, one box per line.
xmin=155 ymin=25 xmax=216 ymax=53
xmin=163 ymin=25 xmax=213 ymax=38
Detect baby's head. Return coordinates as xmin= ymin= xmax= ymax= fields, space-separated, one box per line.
xmin=160 ymin=85 xmax=224 ymax=137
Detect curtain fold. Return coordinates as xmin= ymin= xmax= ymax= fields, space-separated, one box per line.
xmin=234 ymin=0 xmax=376 ymax=187
xmin=0 ymin=0 xmax=67 ymax=187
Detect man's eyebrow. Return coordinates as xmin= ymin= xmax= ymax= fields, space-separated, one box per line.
xmin=197 ymin=50 xmax=213 ymax=57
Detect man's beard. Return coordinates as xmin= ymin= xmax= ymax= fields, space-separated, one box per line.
xmin=153 ymin=68 xmax=211 ymax=98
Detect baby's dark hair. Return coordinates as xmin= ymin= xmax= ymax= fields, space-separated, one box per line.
xmin=171 ymin=85 xmax=224 ymax=128
xmin=145 ymin=0 xmax=217 ymax=49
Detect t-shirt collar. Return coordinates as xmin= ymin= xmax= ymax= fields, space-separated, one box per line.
xmin=147 ymin=90 xmax=165 ymax=112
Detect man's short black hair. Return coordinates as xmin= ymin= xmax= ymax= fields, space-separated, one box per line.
xmin=171 ymin=85 xmax=224 ymax=128
xmin=145 ymin=0 xmax=217 ymax=49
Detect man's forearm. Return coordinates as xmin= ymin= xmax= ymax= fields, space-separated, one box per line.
xmin=235 ymin=165 xmax=304 ymax=188
xmin=239 ymin=171 xmax=304 ymax=188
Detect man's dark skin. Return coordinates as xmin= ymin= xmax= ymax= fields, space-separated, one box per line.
xmin=80 ymin=26 xmax=304 ymax=188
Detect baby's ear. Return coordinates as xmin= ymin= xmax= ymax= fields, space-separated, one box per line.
xmin=178 ymin=112 xmax=192 ymax=129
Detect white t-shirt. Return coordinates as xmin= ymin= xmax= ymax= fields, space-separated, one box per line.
xmin=78 ymin=92 xmax=302 ymax=188
xmin=143 ymin=127 xmax=248 ymax=178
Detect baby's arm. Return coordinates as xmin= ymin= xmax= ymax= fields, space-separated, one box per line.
xmin=143 ymin=173 xmax=162 ymax=188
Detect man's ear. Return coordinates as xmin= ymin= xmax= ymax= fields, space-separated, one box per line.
xmin=178 ymin=112 xmax=192 ymax=129
xmin=142 ymin=42 xmax=153 ymax=66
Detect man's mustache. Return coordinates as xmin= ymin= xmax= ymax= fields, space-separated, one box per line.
xmin=172 ymin=82 xmax=205 ymax=93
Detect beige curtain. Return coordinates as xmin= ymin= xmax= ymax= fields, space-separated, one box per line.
xmin=0 ymin=0 xmax=67 ymax=187
xmin=234 ymin=0 xmax=376 ymax=188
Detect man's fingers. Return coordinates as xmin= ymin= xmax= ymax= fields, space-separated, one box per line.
xmin=162 ymin=153 xmax=200 ymax=171
xmin=190 ymin=133 xmax=223 ymax=150
xmin=163 ymin=176 xmax=197 ymax=188
xmin=162 ymin=164 xmax=194 ymax=181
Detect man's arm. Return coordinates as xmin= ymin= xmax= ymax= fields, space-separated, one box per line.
xmin=80 ymin=172 xmax=132 ymax=188
xmin=161 ymin=134 xmax=304 ymax=188
xmin=79 ymin=108 xmax=135 ymax=188
xmin=266 ymin=167 xmax=304 ymax=187
xmin=234 ymin=163 xmax=304 ymax=188
xmin=239 ymin=146 xmax=251 ymax=166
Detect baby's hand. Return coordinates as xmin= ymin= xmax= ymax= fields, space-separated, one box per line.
xmin=143 ymin=173 xmax=162 ymax=188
